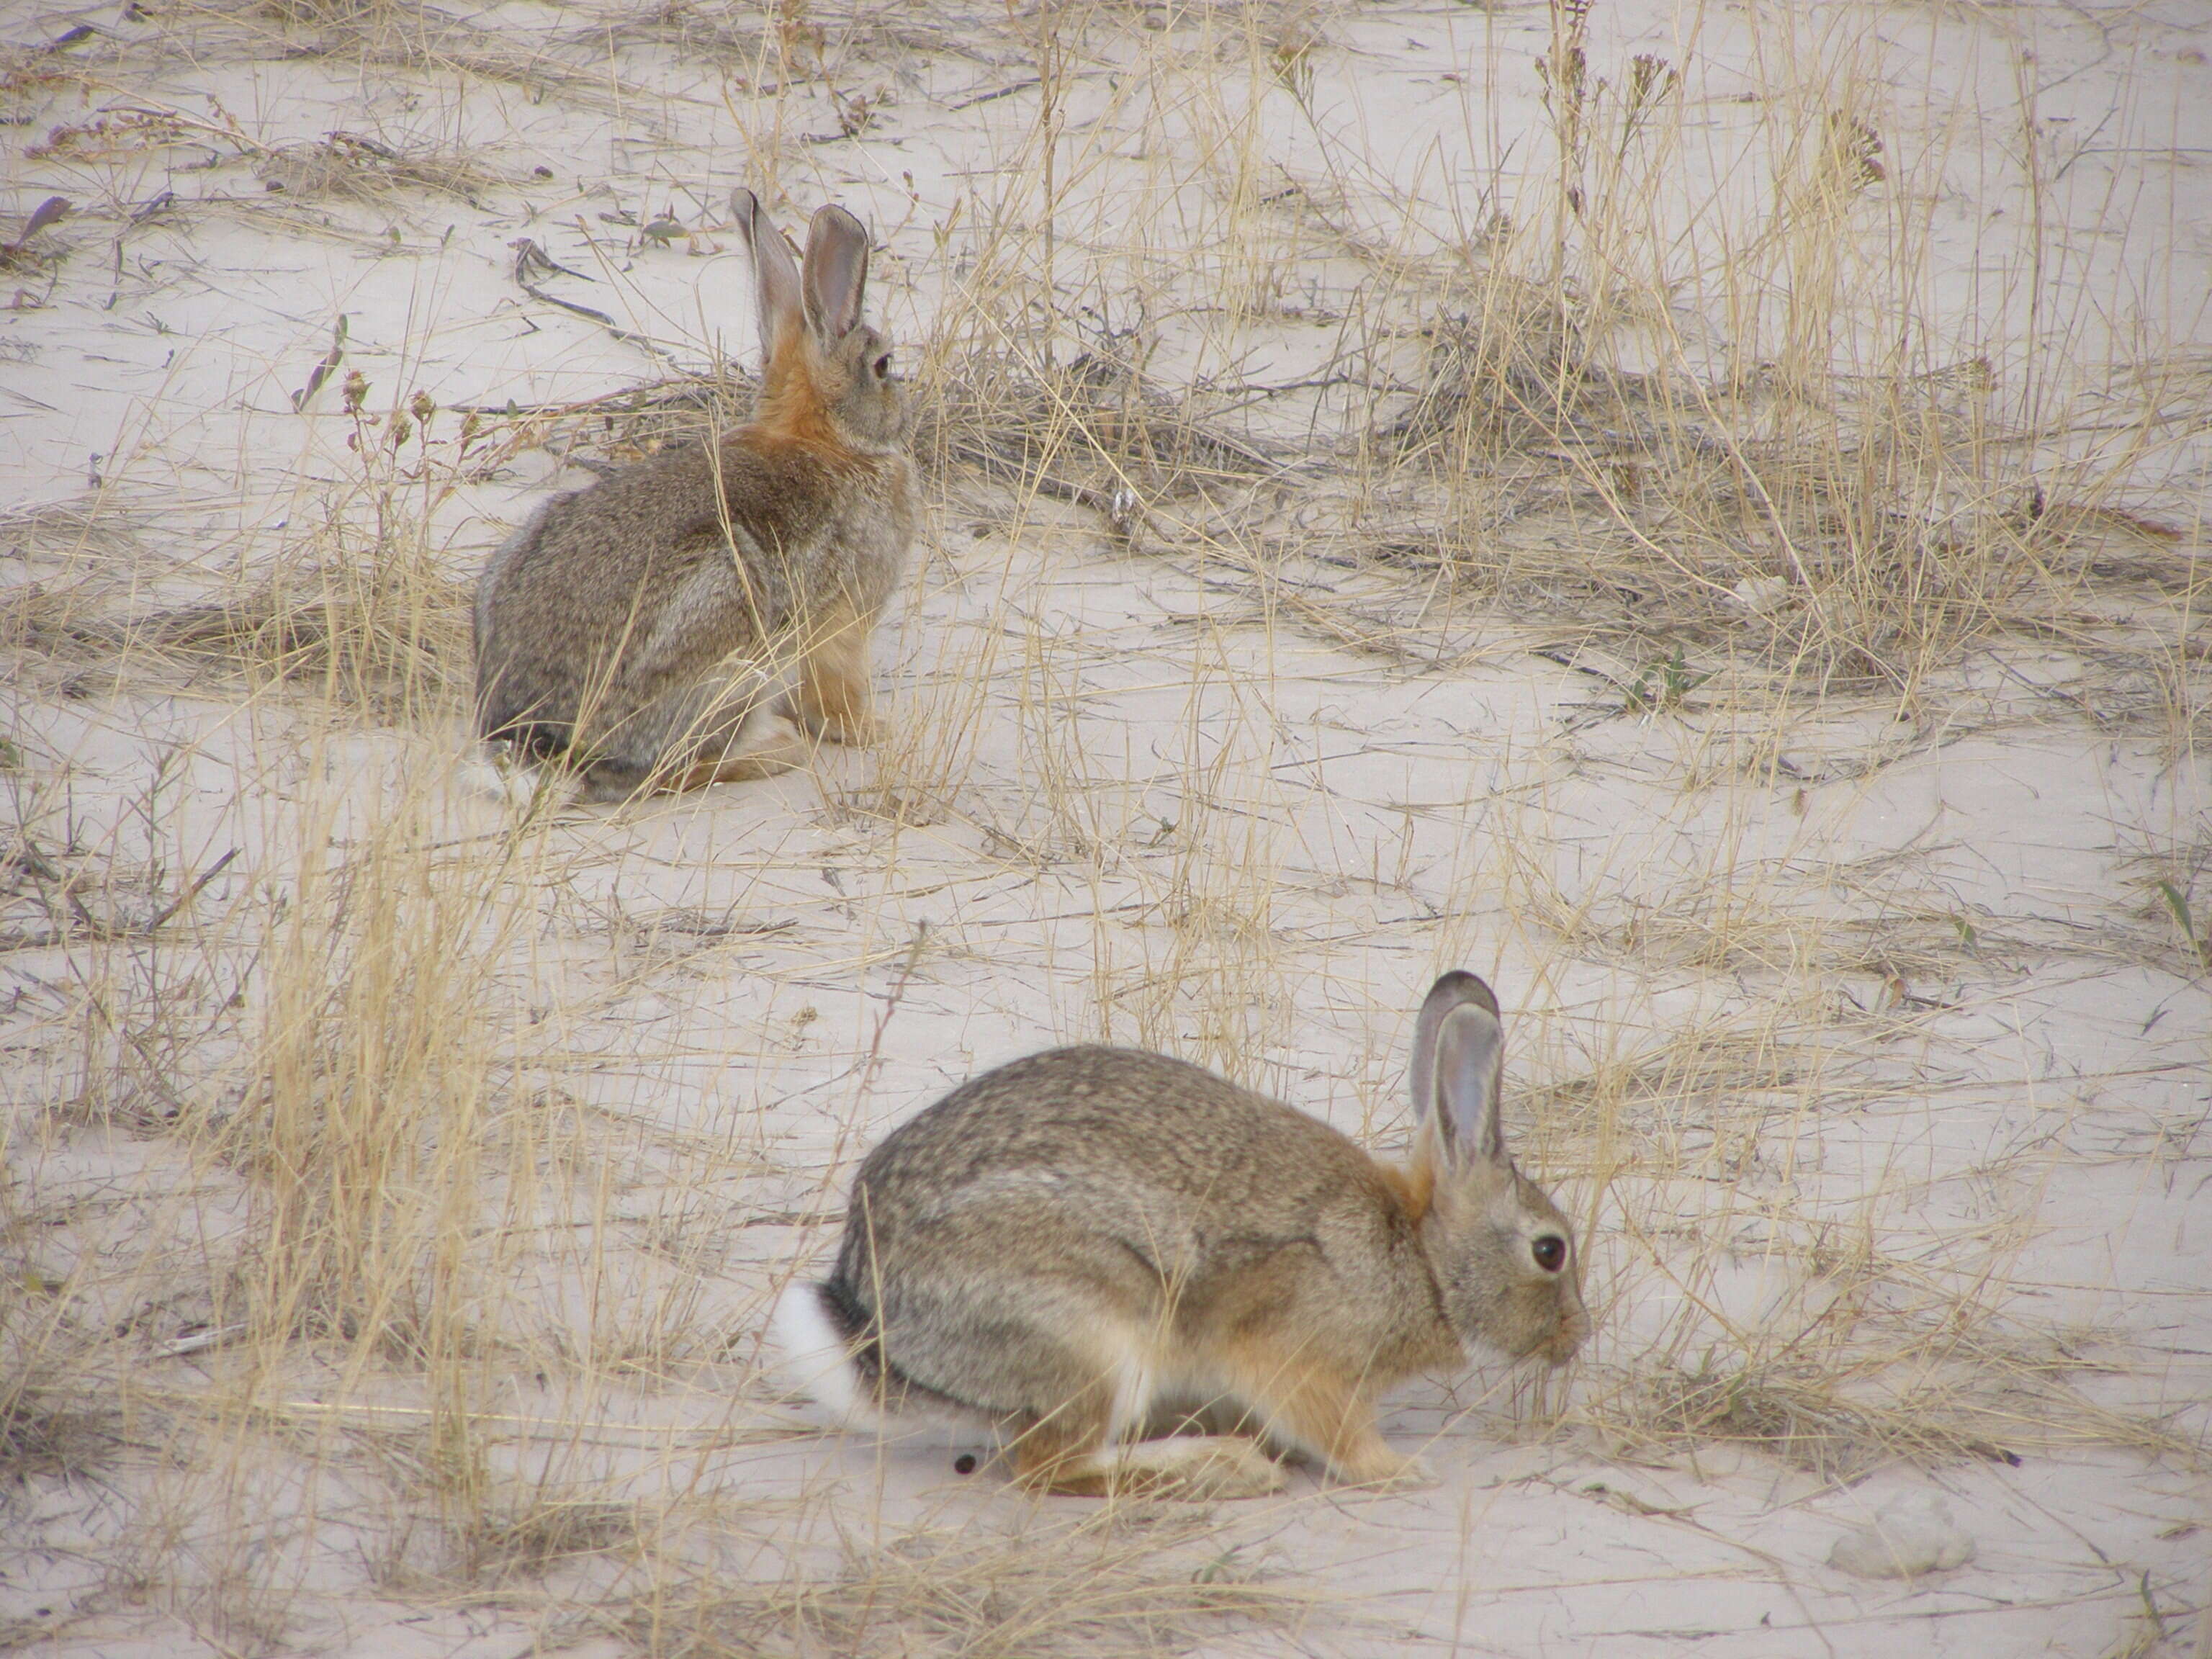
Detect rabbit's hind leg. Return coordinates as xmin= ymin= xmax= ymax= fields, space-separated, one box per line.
xmin=1006 ymin=1346 xmax=1284 ymax=1499
xmin=574 ymin=755 xmax=656 ymax=804
xmin=671 ymin=709 xmax=809 ymax=790
xmin=1107 ymin=1436 xmax=1285 ymax=1498
xmin=597 ymin=673 xmax=803 ymax=796
xmin=1007 ymin=1406 xmax=1117 ymax=1496
xmin=1005 ymin=1341 xmax=1153 ymax=1495
xmin=1012 ymin=1423 xmax=1282 ymax=1499
xmin=573 ymin=712 xmax=804 ymax=800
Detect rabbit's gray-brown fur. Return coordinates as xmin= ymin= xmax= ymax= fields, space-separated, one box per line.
xmin=474 ymin=190 xmax=915 ymax=801
xmin=772 ymin=973 xmax=1589 ymax=1498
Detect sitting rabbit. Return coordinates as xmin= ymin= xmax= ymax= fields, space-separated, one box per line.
xmin=474 ymin=189 xmax=915 ymax=801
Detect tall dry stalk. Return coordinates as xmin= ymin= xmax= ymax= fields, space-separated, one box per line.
xmin=204 ymin=757 xmax=536 ymax=1530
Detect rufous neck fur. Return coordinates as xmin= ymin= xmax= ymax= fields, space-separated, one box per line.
xmin=755 ymin=327 xmax=845 ymax=449
xmin=1375 ymin=1155 xmax=1438 ymax=1226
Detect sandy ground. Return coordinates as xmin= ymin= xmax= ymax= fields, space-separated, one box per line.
xmin=2 ymin=1 xmax=2208 ymax=1655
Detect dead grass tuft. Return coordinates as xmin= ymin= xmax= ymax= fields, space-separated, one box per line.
xmin=0 ymin=580 xmax=114 ymax=664
xmin=482 ymin=376 xmax=751 ymax=473
xmin=207 ymin=779 xmax=505 ymax=1354
xmin=1385 ymin=276 xmax=1602 ymax=458
xmin=253 ymin=131 xmax=505 ymax=206
xmin=251 ymin=2 xmax=654 ymax=118
xmin=1638 ymin=1362 xmax=2023 ymax=1480
xmin=626 ymin=1509 xmax=1293 ymax=1659
xmin=127 ymin=542 xmax=469 ymax=723
xmin=1375 ymin=276 xmax=2061 ymax=694
xmin=919 ymin=345 xmax=1282 ymax=537
xmin=0 ymin=1364 xmax=122 ymax=1482
xmin=457 ymin=1492 xmax=642 ymax=1583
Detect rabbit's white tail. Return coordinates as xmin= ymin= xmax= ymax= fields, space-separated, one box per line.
xmin=767 ymin=1280 xmax=886 ymax=1431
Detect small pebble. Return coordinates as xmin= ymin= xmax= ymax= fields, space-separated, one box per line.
xmin=1725 ymin=574 xmax=1791 ymax=615
xmin=1830 ymin=1493 xmax=1976 ymax=1579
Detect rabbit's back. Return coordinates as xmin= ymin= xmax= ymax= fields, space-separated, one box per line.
xmin=833 ymin=1047 xmax=1434 ymax=1334
xmin=851 ymin=1048 xmax=1370 ymax=1209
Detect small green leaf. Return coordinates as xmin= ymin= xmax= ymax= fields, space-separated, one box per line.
xmin=2155 ymin=880 xmax=2208 ymax=969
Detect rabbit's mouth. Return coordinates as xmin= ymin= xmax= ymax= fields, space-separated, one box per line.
xmin=1540 ymin=1308 xmax=1593 ymax=1367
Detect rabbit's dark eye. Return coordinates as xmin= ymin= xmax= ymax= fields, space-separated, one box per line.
xmin=1532 ymin=1235 xmax=1567 ymax=1273
xmin=872 ymin=352 xmax=892 ymax=379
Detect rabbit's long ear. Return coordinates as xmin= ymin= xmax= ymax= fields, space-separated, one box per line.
xmin=1410 ymin=971 xmax=1509 ymax=1169
xmin=801 ymin=204 xmax=871 ymax=341
xmin=733 ymin=189 xmax=804 ymax=356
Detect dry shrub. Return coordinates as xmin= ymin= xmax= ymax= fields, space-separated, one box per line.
xmin=1517 ymin=1027 xmax=1804 ymax=1172
xmin=251 ymin=1 xmax=650 ymax=117
xmin=578 ymin=2 xmax=772 ymax=66
xmin=0 ymin=502 xmax=161 ymax=663
xmin=206 ymin=773 xmax=507 ymax=1363
xmin=1296 ymin=37 xmax=2200 ymax=712
xmin=482 ymin=376 xmax=750 ymax=472
xmin=1377 ymin=265 xmax=2044 ymax=695
xmin=132 ymin=543 xmax=469 ymax=721
xmin=918 ymin=345 xmax=1279 ymax=534
xmin=148 ymin=760 xmax=562 ymax=1599
xmin=5 ymin=412 xmax=475 ymax=727
xmin=0 ymin=1364 xmax=123 ymax=1482
xmin=0 ymin=1184 xmax=128 ymax=1482
xmin=628 ymin=1510 xmax=1292 ymax=1659
xmin=0 ymin=580 xmax=117 ymax=668
xmin=127 ymin=388 xmax=486 ymax=722
xmin=253 ymin=130 xmax=504 ymax=205
xmin=1639 ymin=1362 xmax=2024 ymax=1480
xmin=454 ymin=1492 xmax=642 ymax=1583
xmin=1385 ymin=274 xmax=1603 ymax=459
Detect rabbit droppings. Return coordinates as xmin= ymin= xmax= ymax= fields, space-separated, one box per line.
xmin=473 ymin=190 xmax=915 ymax=803
xmin=773 ymin=972 xmax=1590 ymax=1499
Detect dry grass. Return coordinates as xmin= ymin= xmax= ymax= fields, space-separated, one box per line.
xmin=122 ymin=545 xmax=470 ymax=720
xmin=0 ymin=1365 xmax=125 ymax=1483
xmin=624 ymin=1509 xmax=1293 ymax=1659
xmin=13 ymin=385 xmax=487 ymax=719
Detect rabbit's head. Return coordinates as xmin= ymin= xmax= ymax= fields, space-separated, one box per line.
xmin=735 ymin=189 xmax=907 ymax=452
xmin=1411 ymin=972 xmax=1591 ymax=1367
